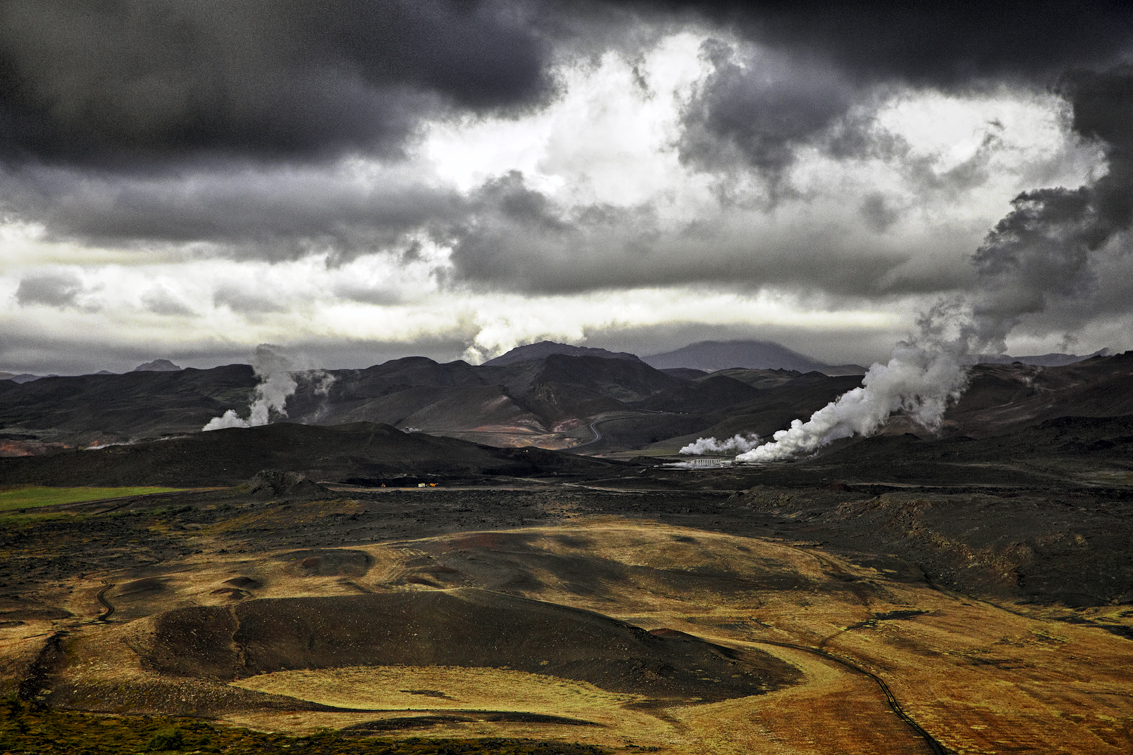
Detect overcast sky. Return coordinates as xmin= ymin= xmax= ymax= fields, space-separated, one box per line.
xmin=2 ymin=0 xmax=1132 ymax=374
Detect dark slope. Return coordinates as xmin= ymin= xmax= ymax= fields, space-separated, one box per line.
xmin=8 ymin=351 xmax=1130 ymax=458
xmin=632 ymin=374 xmax=762 ymax=414
xmin=354 ymin=356 xmax=484 ymax=388
xmin=706 ymin=367 xmax=811 ymax=389
xmin=144 ymin=588 xmax=798 ymax=701
xmin=476 ymin=355 xmax=721 ymax=448
xmin=727 ymin=413 xmax=1133 ymax=494
xmin=288 ymin=354 xmax=694 ymax=431
xmin=668 ymin=373 xmax=866 ymax=444
xmin=483 ymin=340 xmax=642 ymax=366
xmin=0 ymin=354 xmax=882 ymax=457
xmin=657 ymin=367 xmax=708 ymax=380
xmin=290 ymin=357 xmax=486 ymax=420
xmin=972 ymin=349 xmax=1107 ymax=367
xmin=644 ymin=339 xmax=865 ymax=375
xmin=484 ymin=353 xmax=686 ymax=411
xmin=821 ymin=414 xmax=1133 ymax=470
xmin=304 ymin=354 xmax=698 ymax=435
xmin=0 ymin=365 xmax=256 ymax=442
xmin=2 ymin=354 xmax=708 ymax=451
xmin=946 ymin=351 xmax=1133 ymax=437
xmin=291 ymin=359 xmax=513 ymax=431
xmin=0 ymin=421 xmax=621 ymax=487
xmin=396 ymin=385 xmax=543 ymax=432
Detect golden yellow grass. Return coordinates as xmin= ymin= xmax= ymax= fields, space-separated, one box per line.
xmin=17 ymin=517 xmax=1133 ymax=753
xmin=231 ymin=665 xmax=641 ymax=713
xmin=228 ymin=665 xmax=679 ymax=747
xmin=394 ymin=521 xmax=1133 ymax=754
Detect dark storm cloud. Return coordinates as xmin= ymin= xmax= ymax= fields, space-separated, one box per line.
xmin=678 ymin=38 xmax=854 ymax=184
xmin=1063 ymin=65 xmax=1133 ymax=230
xmin=14 ymin=272 xmax=85 ymax=308
xmin=0 ymin=0 xmax=550 ymax=167
xmin=597 ymin=1 xmax=1133 ymax=83
xmin=3 ymin=0 xmax=1130 ymax=326
xmin=859 ymin=193 xmax=901 ymax=233
xmin=594 ymin=1 xmax=1133 ymax=177
xmin=3 ymin=1 xmax=1129 ymax=176
xmin=0 ymin=320 xmax=477 ymax=374
xmin=443 ymin=170 xmax=945 ymax=296
xmin=1 ymin=163 xmax=463 ymax=261
xmin=963 ymin=65 xmax=1133 ymax=353
xmin=967 ymin=187 xmax=1098 ymax=352
xmin=528 ymin=2 xmax=1133 ymax=340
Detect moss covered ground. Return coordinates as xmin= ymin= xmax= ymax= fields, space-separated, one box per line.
xmin=0 ymin=486 xmax=184 ymax=512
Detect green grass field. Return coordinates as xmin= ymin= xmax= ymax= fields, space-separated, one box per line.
xmin=0 ymin=485 xmax=183 ymax=512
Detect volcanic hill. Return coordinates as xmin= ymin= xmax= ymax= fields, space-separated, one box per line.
xmin=0 ymin=351 xmax=858 ymax=454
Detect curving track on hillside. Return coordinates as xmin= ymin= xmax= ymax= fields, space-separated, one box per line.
xmin=95 ymin=582 xmax=116 ymax=622
xmin=757 ymin=638 xmax=948 ymax=755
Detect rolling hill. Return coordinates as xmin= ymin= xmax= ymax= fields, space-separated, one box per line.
xmin=2 ymin=347 xmax=1132 ymax=463
xmin=644 ymin=339 xmax=866 ymax=375
xmin=0 ymin=421 xmax=621 ymax=487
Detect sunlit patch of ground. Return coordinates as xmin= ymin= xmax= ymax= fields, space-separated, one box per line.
xmin=231 ymin=664 xmax=643 ymax=712
xmin=5 ymin=509 xmax=1133 ymax=753
xmin=1077 ymin=468 xmax=1133 ymax=486
xmin=386 ymin=521 xmax=1133 ymax=753
xmin=229 ymin=665 xmax=673 ymax=746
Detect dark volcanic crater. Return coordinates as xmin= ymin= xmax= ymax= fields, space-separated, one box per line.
xmin=143 ymin=588 xmax=799 ymax=702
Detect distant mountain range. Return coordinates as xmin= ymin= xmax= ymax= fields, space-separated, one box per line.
xmin=642 ymin=340 xmax=1110 ymax=373
xmin=643 ymin=340 xmax=867 ymax=375
xmin=483 ymin=338 xmax=866 ymax=375
xmin=2 ymin=341 xmax=1131 ymax=461
xmin=967 ymin=349 xmax=1111 ymax=367
xmin=132 ymin=359 xmax=182 ymax=372
xmin=0 ymin=360 xmax=178 ymax=384
xmin=0 ymin=372 xmax=50 ymax=384
xmin=0 ymin=351 xmax=855 ymax=455
xmin=483 ymin=341 xmax=640 ymax=366
xmin=1 ymin=341 xmax=1111 ymax=385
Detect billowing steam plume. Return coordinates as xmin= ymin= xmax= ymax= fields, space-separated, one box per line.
xmin=680 ymin=433 xmax=761 ymax=455
xmin=736 ymin=345 xmax=967 ymax=461
xmin=203 ymin=344 xmax=334 ymax=431
xmin=730 ymin=66 xmax=1133 ymax=462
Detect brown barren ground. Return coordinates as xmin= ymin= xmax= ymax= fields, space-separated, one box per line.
xmin=1 ymin=486 xmax=1131 ymax=754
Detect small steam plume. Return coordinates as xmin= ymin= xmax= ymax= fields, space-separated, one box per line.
xmin=680 ymin=433 xmax=761 ymax=455
xmin=203 ymin=344 xmax=334 ymax=431
xmin=731 ymin=66 xmax=1133 ymax=463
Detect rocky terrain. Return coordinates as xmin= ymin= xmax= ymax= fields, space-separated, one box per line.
xmin=3 ymin=347 xmax=1130 ymax=459
xmin=0 ymin=349 xmax=865 ymax=454
xmin=1 ymin=349 xmax=1132 ymax=753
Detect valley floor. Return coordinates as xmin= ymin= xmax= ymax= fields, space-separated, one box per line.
xmin=1 ymin=481 xmax=1131 ymax=754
